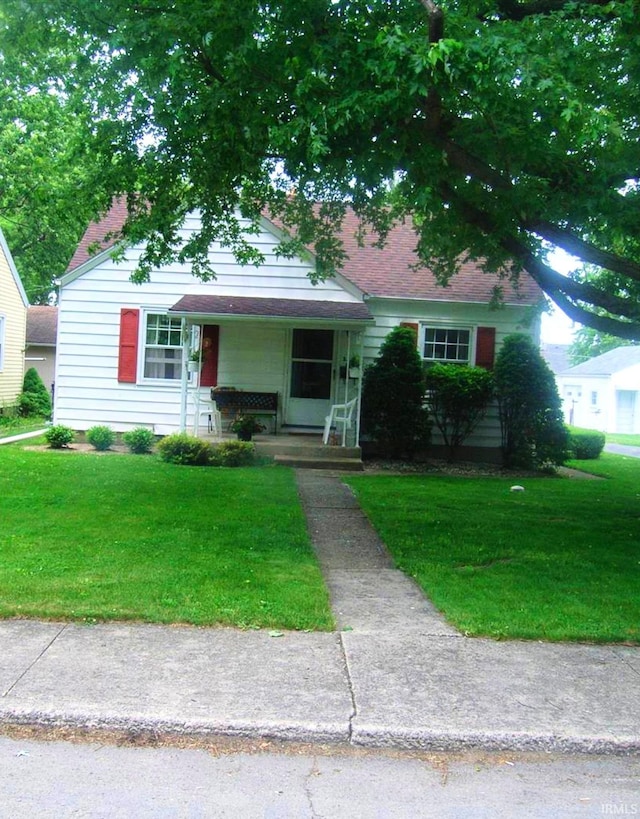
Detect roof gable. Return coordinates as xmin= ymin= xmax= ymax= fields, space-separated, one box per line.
xmin=66 ymin=203 xmax=541 ymax=307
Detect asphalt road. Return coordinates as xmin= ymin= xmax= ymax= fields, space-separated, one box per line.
xmin=0 ymin=734 xmax=638 ymax=818
xmin=605 ymin=443 xmax=640 ymax=458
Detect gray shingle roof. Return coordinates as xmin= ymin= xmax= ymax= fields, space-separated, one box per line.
xmin=560 ymin=345 xmax=640 ymax=376
xmin=26 ymin=306 xmax=58 ymax=345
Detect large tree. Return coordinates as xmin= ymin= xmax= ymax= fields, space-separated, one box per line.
xmin=0 ymin=34 xmax=110 ymax=301
xmin=1 ymin=0 xmax=638 ymax=333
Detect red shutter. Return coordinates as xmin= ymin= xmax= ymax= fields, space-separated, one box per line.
xmin=200 ymin=324 xmax=220 ymax=387
xmin=400 ymin=322 xmax=419 ymax=345
xmin=475 ymin=327 xmax=496 ymax=369
xmin=118 ymin=308 xmax=140 ymax=383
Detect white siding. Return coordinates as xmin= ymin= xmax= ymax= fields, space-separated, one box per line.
xmin=558 ymin=363 xmax=640 ymax=433
xmin=54 ymin=217 xmax=361 ymax=432
xmin=363 ymin=298 xmax=540 ymax=451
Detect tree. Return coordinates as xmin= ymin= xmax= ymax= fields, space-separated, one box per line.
xmin=494 ymin=334 xmax=568 ymax=469
xmin=1 ymin=0 xmax=638 ymax=333
xmin=0 ymin=44 xmax=110 ymax=302
xmin=18 ymin=367 xmax=52 ymax=418
xmin=425 ymin=364 xmax=494 ymax=461
xmin=568 ymin=327 xmax=635 ymax=366
xmin=361 ymin=327 xmax=431 ymax=458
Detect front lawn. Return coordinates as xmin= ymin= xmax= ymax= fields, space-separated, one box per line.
xmin=0 ymin=444 xmax=333 ymax=630
xmin=345 ymin=454 xmax=639 ymax=643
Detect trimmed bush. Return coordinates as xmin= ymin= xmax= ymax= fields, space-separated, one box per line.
xmin=122 ymin=427 xmax=156 ymax=454
xmin=157 ymin=433 xmax=213 ymax=466
xmin=86 ymin=425 xmax=116 ymax=451
xmin=210 ymin=440 xmax=256 ymax=467
xmin=361 ymin=326 xmax=431 ymax=458
xmin=567 ymin=426 xmax=606 ymax=459
xmin=45 ymin=425 xmax=75 ymax=449
xmin=17 ymin=368 xmax=52 ymax=418
xmin=425 ymin=364 xmax=494 ymax=461
xmin=494 ymin=334 xmax=569 ymax=469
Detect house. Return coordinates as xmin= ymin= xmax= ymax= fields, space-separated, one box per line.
xmin=556 ymin=346 xmax=640 ymax=433
xmin=54 ymin=204 xmax=542 ymax=456
xmin=25 ymin=306 xmax=58 ymax=398
xmin=541 ymin=343 xmax=571 ymax=378
xmin=0 ymin=227 xmax=28 ymax=410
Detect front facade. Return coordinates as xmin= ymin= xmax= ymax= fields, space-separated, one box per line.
xmin=557 ymin=347 xmax=640 ymax=434
xmin=55 ymin=208 xmax=542 ymax=453
xmin=0 ymin=227 xmax=28 ymax=409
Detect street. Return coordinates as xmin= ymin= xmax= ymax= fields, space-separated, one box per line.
xmin=0 ymin=732 xmax=638 ymax=818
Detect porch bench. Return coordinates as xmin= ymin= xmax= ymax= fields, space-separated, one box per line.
xmin=212 ymin=389 xmax=279 ymax=433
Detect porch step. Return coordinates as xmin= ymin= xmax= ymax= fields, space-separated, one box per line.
xmin=273 ymin=455 xmax=364 ymax=471
xmin=254 ymin=443 xmax=361 ymax=459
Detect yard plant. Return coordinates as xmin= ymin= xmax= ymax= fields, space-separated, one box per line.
xmin=0 ymin=444 xmax=333 ymax=630
xmin=346 ymin=454 xmax=640 ymax=644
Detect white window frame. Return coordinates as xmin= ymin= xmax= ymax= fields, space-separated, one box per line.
xmin=0 ymin=314 xmax=5 ymax=371
xmin=420 ymin=322 xmax=474 ymax=366
xmin=141 ymin=311 xmax=184 ymax=382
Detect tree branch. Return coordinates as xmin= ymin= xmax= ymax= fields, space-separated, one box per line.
xmin=487 ymin=0 xmax=612 ymax=21
xmin=527 ymin=221 xmax=640 ymax=282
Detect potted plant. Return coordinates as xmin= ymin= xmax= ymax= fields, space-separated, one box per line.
xmin=187 ymin=349 xmax=204 ymax=373
xmin=349 ymin=355 xmax=361 ymax=379
xmin=230 ymin=414 xmax=265 ymax=441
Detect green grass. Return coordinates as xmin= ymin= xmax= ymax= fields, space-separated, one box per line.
xmin=0 ymin=416 xmax=48 ymax=439
xmin=345 ymin=453 xmax=640 ymax=644
xmin=0 ymin=444 xmax=333 ymax=630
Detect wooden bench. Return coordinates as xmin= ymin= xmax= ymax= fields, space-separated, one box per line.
xmin=212 ymin=390 xmax=279 ymax=433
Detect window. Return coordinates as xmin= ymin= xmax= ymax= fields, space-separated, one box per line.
xmin=0 ymin=315 xmax=4 ymax=371
xmin=591 ymin=391 xmax=598 ymax=406
xmin=423 ymin=327 xmax=471 ymax=364
xmin=143 ymin=313 xmax=183 ymax=380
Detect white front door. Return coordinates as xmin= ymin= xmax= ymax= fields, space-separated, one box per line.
xmin=616 ymin=390 xmax=636 ymax=433
xmin=286 ymin=329 xmax=334 ymax=427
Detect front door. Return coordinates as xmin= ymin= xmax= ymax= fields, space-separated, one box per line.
xmin=287 ymin=329 xmax=334 ymax=426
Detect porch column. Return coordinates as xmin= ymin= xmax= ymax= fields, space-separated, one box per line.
xmin=179 ymin=318 xmax=189 ymax=432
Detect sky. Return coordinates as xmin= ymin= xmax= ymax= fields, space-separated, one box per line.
xmin=539 ymin=249 xmax=581 ymax=345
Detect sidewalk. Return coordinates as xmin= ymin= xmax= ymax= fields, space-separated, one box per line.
xmin=0 ymin=470 xmax=638 ymax=754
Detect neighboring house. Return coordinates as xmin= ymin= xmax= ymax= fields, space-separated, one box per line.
xmin=556 ymin=346 xmax=640 ymax=433
xmin=0 ymin=227 xmax=28 ymax=410
xmin=541 ymin=343 xmax=571 ymax=378
xmin=54 ymin=204 xmax=542 ymax=455
xmin=25 ymin=306 xmax=58 ymax=397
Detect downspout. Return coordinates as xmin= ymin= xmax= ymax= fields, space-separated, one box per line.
xmin=179 ymin=318 xmax=189 ymax=432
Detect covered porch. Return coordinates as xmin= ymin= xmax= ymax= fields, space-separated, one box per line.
xmin=168 ymin=294 xmax=373 ymax=451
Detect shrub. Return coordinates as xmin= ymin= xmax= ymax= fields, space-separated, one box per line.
xmin=210 ymin=440 xmax=256 ymax=467
xmin=17 ymin=368 xmax=52 ymax=418
xmin=567 ymin=426 xmax=606 ymax=459
xmin=425 ymin=364 xmax=494 ymax=461
xmin=157 ymin=433 xmax=213 ymax=466
xmin=494 ymin=334 xmax=569 ymax=469
xmin=361 ymin=326 xmax=431 ymax=458
xmin=86 ymin=425 xmax=116 ymax=451
xmin=45 ymin=425 xmax=75 ymax=449
xmin=122 ymin=427 xmax=156 ymax=454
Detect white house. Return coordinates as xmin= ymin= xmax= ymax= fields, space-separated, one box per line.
xmin=54 ymin=203 xmax=542 ymax=455
xmin=0 ymin=227 xmax=28 ymax=409
xmin=557 ymin=346 xmax=640 ymax=434
xmin=25 ymin=305 xmax=58 ymax=397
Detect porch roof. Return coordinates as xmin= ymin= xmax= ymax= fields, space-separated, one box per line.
xmin=168 ymin=294 xmax=373 ymax=325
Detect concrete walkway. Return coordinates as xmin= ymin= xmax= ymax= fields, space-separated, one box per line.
xmin=0 ymin=470 xmax=639 ymax=754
